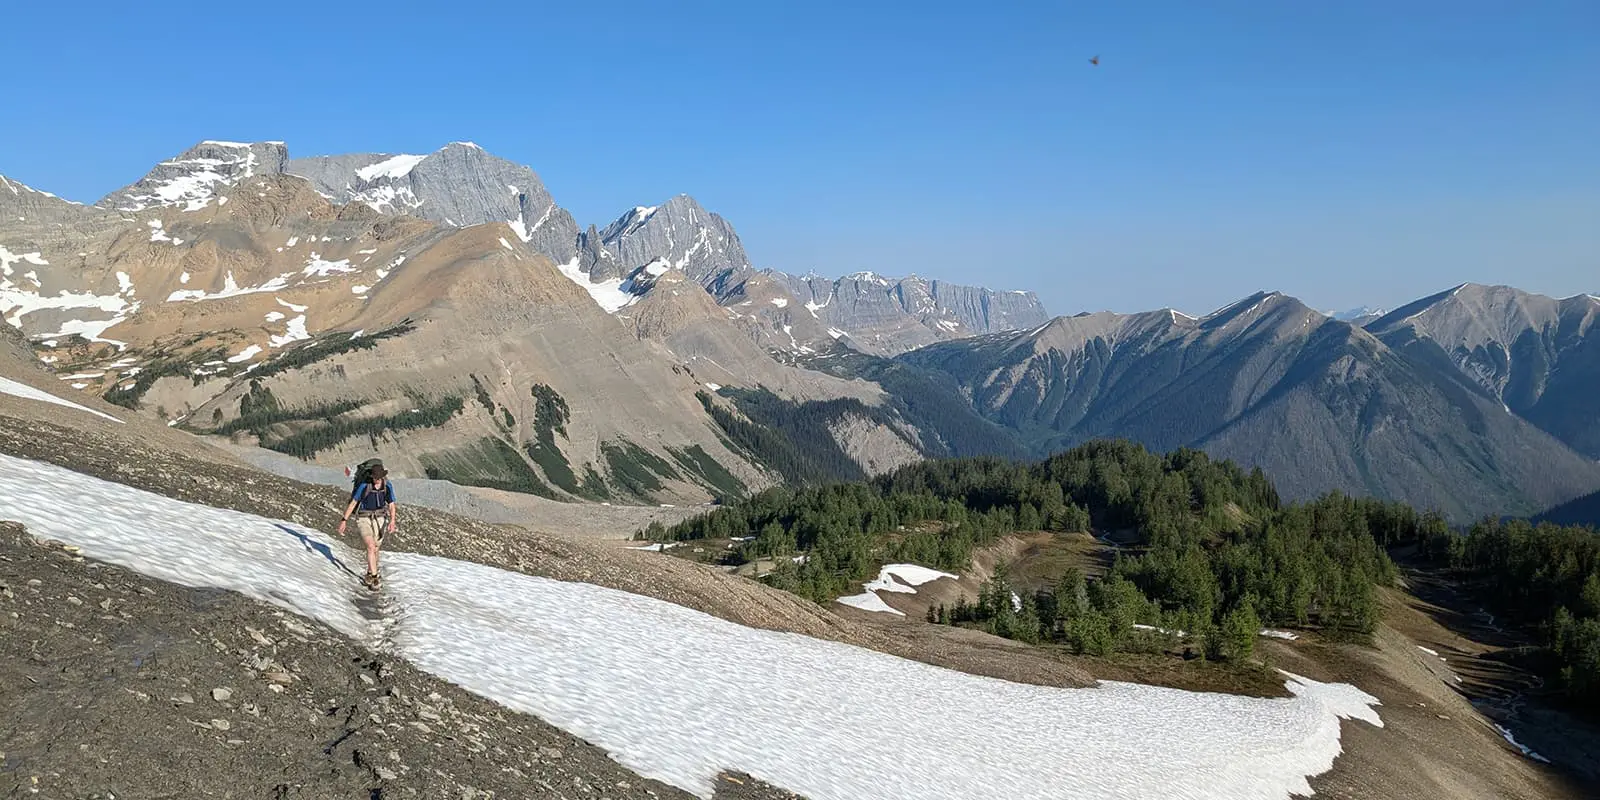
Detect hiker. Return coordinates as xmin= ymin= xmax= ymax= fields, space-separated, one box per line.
xmin=338 ymin=462 xmax=397 ymax=589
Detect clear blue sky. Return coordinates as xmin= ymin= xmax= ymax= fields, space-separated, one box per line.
xmin=5 ymin=0 xmax=1596 ymax=316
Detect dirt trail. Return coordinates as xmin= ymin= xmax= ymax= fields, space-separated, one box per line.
xmin=1393 ymin=565 xmax=1600 ymax=784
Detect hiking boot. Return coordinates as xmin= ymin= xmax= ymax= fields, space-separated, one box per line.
xmin=363 ymin=572 xmax=380 ymax=590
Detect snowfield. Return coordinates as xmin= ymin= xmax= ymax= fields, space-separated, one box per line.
xmin=0 ymin=445 xmax=1384 ymax=800
xmin=0 ymin=377 xmax=123 ymax=423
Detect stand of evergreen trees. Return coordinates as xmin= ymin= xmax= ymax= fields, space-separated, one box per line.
xmin=658 ymin=436 xmax=1600 ymax=700
xmin=658 ymin=440 xmax=1409 ymax=660
xmin=1421 ymin=517 xmax=1600 ymax=713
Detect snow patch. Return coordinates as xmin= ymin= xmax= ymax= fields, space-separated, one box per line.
xmin=1259 ymin=629 xmax=1299 ymax=640
xmin=179 ymin=272 xmax=190 ymax=285
xmin=276 ymin=298 xmax=308 ymax=313
xmin=146 ymin=219 xmax=171 ymax=242
xmin=836 ymin=563 xmax=957 ymax=617
xmin=554 ymin=257 xmax=640 ymax=314
xmin=1494 ymin=724 xmax=1551 ymax=763
xmin=226 ymin=345 xmax=262 ymax=363
xmin=704 ymin=383 xmax=721 ymax=391
xmin=285 ymin=236 xmax=300 ymax=248
xmin=355 ymin=154 xmax=427 ymax=182
xmin=499 ymin=237 xmax=514 ymax=251
xmin=167 ymin=272 xmax=292 ymax=302
xmin=269 ymin=316 xmax=310 ymax=348
xmin=770 ymin=298 xmax=788 ymax=308
xmin=303 ymin=253 xmax=355 ymax=277
xmin=264 ymin=311 xmax=285 ymax=323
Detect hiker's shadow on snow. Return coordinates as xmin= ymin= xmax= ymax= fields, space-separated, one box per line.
xmin=274 ymin=524 xmax=361 ymax=580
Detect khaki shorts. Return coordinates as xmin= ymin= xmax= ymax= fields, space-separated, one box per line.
xmin=355 ymin=514 xmax=386 ymax=545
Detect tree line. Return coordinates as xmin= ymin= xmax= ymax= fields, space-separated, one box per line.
xmin=654 ymin=439 xmax=1408 ymax=661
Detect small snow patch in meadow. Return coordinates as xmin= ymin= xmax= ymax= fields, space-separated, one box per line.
xmin=179 ymin=271 xmax=191 ymax=285
xmin=499 ymin=237 xmax=514 ymax=251
xmin=0 ymin=377 xmax=123 ymax=423
xmin=264 ymin=311 xmax=285 ymax=322
xmin=276 ymin=298 xmax=308 ymax=313
xmin=167 ymin=272 xmax=291 ymax=303
xmin=269 ymin=316 xmax=310 ymax=348
xmin=770 ymin=298 xmax=788 ymax=308
xmin=836 ymin=563 xmax=957 ymax=617
xmin=704 ymin=383 xmax=721 ymax=391
xmin=1260 ymin=629 xmax=1299 ymax=640
xmin=285 ymin=236 xmax=300 ymax=248
xmin=226 ymin=345 xmax=263 ymax=363
xmin=627 ymin=542 xmax=684 ymax=552
xmin=303 ymin=253 xmax=355 ymax=277
xmin=1417 ymin=646 xmax=1441 ymax=657
xmin=352 ymin=285 xmax=370 ymax=295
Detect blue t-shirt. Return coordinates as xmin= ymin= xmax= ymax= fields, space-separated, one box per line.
xmin=352 ymin=481 xmax=396 ymax=512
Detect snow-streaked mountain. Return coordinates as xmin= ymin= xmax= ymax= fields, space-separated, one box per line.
xmin=899 ymin=289 xmax=1600 ymax=520
xmin=774 ymin=270 xmax=1050 ymax=355
xmin=591 ymin=195 xmax=750 ymax=288
xmin=0 ymin=445 xmax=1387 ymax=800
xmin=0 ymin=169 xmax=780 ymax=504
xmin=1366 ymin=283 xmax=1600 ymax=459
xmin=287 ymin=142 xmax=581 ymax=266
xmin=1329 ymin=306 xmax=1386 ymax=325
xmin=96 ymin=141 xmax=289 ymax=213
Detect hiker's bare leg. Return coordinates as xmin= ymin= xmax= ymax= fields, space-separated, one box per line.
xmin=364 ymin=534 xmax=380 ymax=576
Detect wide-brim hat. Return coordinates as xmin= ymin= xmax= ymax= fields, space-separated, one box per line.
xmin=370 ymin=465 xmax=388 ymax=478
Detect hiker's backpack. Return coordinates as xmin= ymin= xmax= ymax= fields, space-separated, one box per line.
xmin=351 ymin=458 xmax=384 ymax=495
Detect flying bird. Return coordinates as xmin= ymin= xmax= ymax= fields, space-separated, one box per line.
xmin=1089 ymin=55 xmax=1100 ymax=66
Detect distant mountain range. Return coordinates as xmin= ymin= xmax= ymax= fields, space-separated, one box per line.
xmin=891 ymin=289 xmax=1600 ymax=519
xmin=3 ymin=139 xmax=1597 ymax=522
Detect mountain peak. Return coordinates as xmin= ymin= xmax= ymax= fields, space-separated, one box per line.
xmin=284 ymin=143 xmax=580 ymax=266
xmin=96 ymin=140 xmax=290 ymax=213
xmin=595 ymin=195 xmax=749 ymax=286
xmin=0 ymin=175 xmax=79 ymax=205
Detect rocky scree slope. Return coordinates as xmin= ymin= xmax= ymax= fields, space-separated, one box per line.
xmin=900 ymin=291 xmax=1600 ymax=520
xmin=1 ymin=521 xmax=806 ymax=800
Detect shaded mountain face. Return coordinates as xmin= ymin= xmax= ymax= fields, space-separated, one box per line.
xmin=1366 ymin=283 xmax=1600 ymax=459
xmin=1535 ymin=489 xmax=1600 ymax=529
xmin=901 ymin=291 xmax=1600 ymax=520
xmin=286 ymin=142 xmax=581 ymax=267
